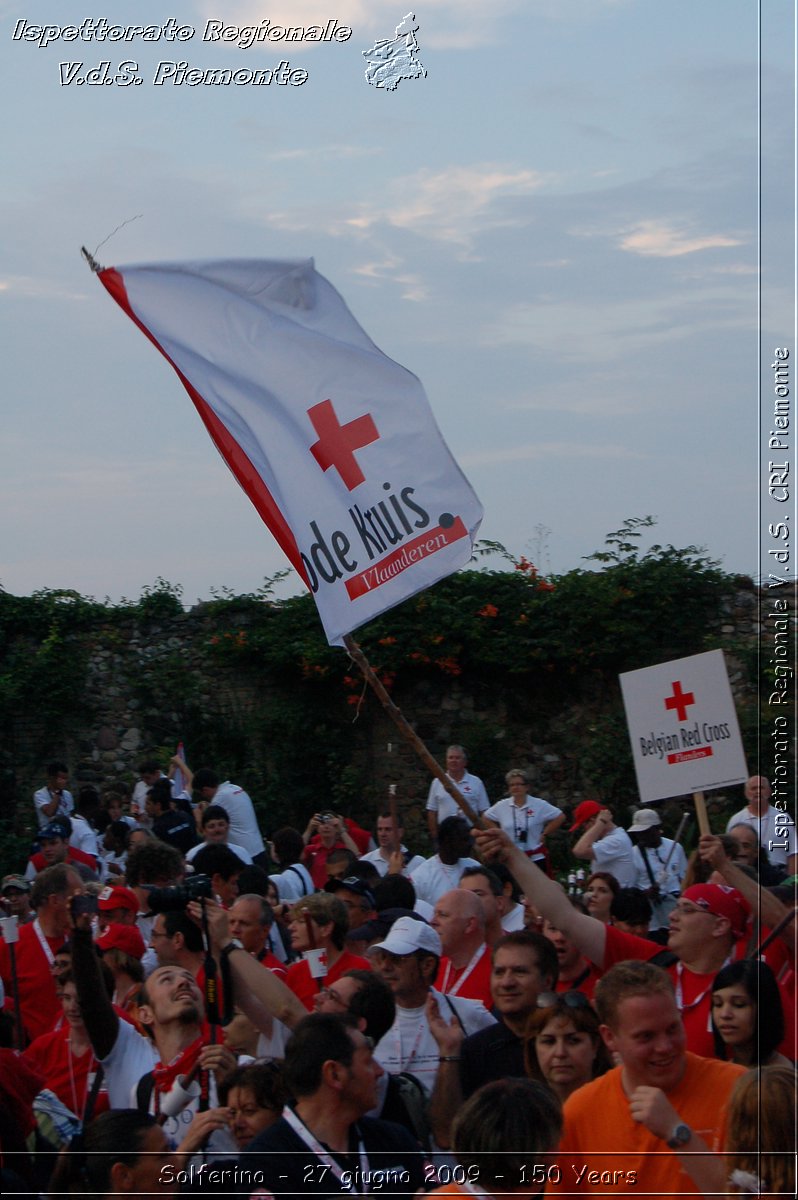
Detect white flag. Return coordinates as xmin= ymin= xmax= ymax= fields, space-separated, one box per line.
xmin=98 ymin=258 xmax=483 ymax=645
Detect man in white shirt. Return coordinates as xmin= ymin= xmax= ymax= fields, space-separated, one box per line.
xmin=192 ymin=768 xmax=266 ymax=861
xmin=33 ymin=761 xmax=74 ymax=828
xmin=629 ymin=808 xmax=687 ymax=934
xmin=360 ymin=812 xmax=425 ymax=878
xmin=410 ymin=817 xmax=481 ymax=906
xmin=426 ymin=745 xmax=489 ymax=840
xmin=70 ymin=910 xmax=237 ymax=1153
xmin=368 ymin=915 xmax=495 ymax=1098
xmin=268 ymin=826 xmax=315 ymax=900
xmin=571 ymin=801 xmax=637 ymax=887
xmin=185 ymin=805 xmax=253 ymax=865
xmin=726 ymin=775 xmax=796 ymax=877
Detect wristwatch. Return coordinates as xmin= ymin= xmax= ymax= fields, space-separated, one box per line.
xmin=666 ymin=1123 xmax=692 ymax=1149
xmin=220 ymin=939 xmax=244 ymax=956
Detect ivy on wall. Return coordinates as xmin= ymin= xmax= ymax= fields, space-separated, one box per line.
xmin=0 ymin=520 xmax=785 ymax=876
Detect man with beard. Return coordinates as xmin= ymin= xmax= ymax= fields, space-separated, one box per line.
xmin=69 ymin=899 xmax=237 ymax=1151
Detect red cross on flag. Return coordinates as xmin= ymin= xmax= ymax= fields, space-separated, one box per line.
xmin=95 ymin=258 xmax=483 ymax=645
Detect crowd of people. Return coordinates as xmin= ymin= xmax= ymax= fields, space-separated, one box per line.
xmin=0 ymin=750 xmax=795 ymax=1198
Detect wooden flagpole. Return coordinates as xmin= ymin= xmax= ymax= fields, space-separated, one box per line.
xmin=343 ymin=634 xmax=484 ymax=828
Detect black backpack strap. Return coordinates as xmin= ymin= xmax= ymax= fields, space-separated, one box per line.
xmin=82 ymin=1064 xmax=105 ymax=1126
xmin=135 ymin=1071 xmax=155 ymax=1114
xmin=647 ymin=948 xmax=678 ymax=969
xmin=443 ymin=993 xmax=467 ymax=1035
xmin=286 ymin=865 xmax=310 ymax=895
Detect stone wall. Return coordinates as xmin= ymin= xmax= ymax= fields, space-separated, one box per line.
xmin=2 ymin=583 xmax=782 ymax=873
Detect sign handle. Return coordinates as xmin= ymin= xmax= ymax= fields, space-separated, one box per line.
xmin=692 ymin=791 xmax=710 ymax=836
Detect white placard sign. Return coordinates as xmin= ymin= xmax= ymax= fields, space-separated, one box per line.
xmin=620 ymin=649 xmax=748 ymax=803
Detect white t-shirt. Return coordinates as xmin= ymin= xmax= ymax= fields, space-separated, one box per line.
xmin=426 ymin=772 xmax=489 ymax=826
xmin=33 ymin=786 xmax=74 ymax=828
xmin=100 ymin=1018 xmax=235 ymax=1154
xmin=410 ymin=855 xmax=482 ymax=905
xmin=185 ymin=839 xmax=253 ymax=866
xmin=213 ymin=781 xmax=265 ymax=856
xmin=359 ymin=846 xmax=426 ymax=878
xmin=500 ymin=903 xmax=526 ymax=932
xmin=632 ymin=839 xmax=687 ymax=895
xmin=591 ymin=826 xmax=637 ymax=887
xmin=484 ymin=794 xmax=562 ymax=857
xmin=270 ymin=863 xmax=315 ymax=901
xmin=726 ymin=806 xmax=797 ymax=869
xmin=374 ymin=988 xmax=495 ymax=1097
xmin=68 ymin=814 xmax=101 ymax=859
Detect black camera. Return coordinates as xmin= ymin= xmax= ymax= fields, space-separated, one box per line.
xmin=71 ymin=893 xmax=99 ymax=916
xmin=143 ymin=874 xmax=213 ymax=913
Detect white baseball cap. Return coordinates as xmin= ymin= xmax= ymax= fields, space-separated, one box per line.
xmin=367 ymin=915 xmax=441 ymax=957
xmin=628 ymin=808 xmax=662 ymax=833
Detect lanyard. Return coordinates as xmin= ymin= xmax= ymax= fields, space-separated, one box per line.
xmin=282 ymin=1105 xmax=369 ymax=1193
xmin=441 ymin=944 xmax=484 ymax=996
xmin=33 ymin=918 xmax=57 ymax=965
xmin=675 ymin=957 xmax=732 ymax=1027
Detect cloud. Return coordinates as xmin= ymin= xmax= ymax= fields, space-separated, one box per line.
xmin=350 ymin=255 xmax=429 ymax=300
xmin=0 ymin=275 xmax=88 ymax=301
xmin=254 ymin=163 xmax=553 ymax=251
xmin=619 ymin=220 xmax=742 ymax=257
xmin=190 ymin=0 xmax=627 ymax=52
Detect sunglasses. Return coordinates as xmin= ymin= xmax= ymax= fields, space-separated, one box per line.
xmin=536 ymin=989 xmax=592 ymax=1011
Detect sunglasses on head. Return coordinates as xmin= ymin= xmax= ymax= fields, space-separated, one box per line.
xmin=536 ymin=989 xmax=592 ymax=1011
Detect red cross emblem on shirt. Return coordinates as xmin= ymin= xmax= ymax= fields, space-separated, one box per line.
xmin=664 ymin=680 xmax=695 ymax=723
xmin=308 ymin=399 xmax=379 ymax=491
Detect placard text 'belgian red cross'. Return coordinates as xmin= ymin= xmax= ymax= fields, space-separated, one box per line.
xmin=664 ymin=680 xmax=695 ymax=723
xmin=308 ymin=399 xmax=379 ymax=490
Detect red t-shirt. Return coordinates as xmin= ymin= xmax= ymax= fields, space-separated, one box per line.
xmin=556 ymin=958 xmax=602 ymax=1001
xmin=22 ymin=1025 xmax=110 ymax=1119
xmin=435 ymin=943 xmax=493 ymax=1007
xmin=0 ymin=920 xmax=65 ymax=1042
xmin=285 ymin=949 xmax=372 ymax=1010
xmin=256 ymin=949 xmax=288 ymax=979
xmin=304 ymin=821 xmax=372 ymax=887
xmin=602 ymin=925 xmax=738 ymax=1058
xmin=27 ymin=845 xmax=97 ymax=875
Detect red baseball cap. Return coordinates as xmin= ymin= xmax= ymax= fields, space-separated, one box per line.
xmin=569 ymin=800 xmax=603 ymax=832
xmin=96 ymin=923 xmax=146 ymax=958
xmin=97 ymin=886 xmax=139 ymax=913
xmin=681 ymin=884 xmax=750 ymax=938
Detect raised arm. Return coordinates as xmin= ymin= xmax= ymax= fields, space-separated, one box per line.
xmin=68 ymin=903 xmax=120 ymax=1060
xmin=188 ymin=900 xmax=307 ymax=1030
xmin=473 ymin=826 xmax=608 ymax=965
xmin=699 ymin=834 xmax=795 ymax=953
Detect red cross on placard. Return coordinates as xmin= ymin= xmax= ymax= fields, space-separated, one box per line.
xmin=308 ymin=399 xmax=379 ymax=491
xmin=664 ymin=680 xmax=695 ymax=723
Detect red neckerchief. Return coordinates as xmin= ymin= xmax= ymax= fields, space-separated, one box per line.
xmin=152 ymin=1033 xmax=204 ymax=1095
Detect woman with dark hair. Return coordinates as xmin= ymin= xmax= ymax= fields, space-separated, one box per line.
xmin=219 ymin=1061 xmax=289 ymax=1149
xmin=583 ymin=871 xmax=619 ymax=924
xmin=711 ymin=959 xmax=790 ymax=1068
xmin=428 ymin=1078 xmax=562 ymax=1198
xmin=49 ymin=1109 xmax=177 ymax=1198
xmin=524 ymin=991 xmax=612 ymax=1105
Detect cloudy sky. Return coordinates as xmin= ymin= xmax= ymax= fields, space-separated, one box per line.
xmin=2 ymin=1 xmax=793 ymax=604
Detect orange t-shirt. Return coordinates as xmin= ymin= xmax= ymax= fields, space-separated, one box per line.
xmin=553 ymin=1053 xmax=746 ymax=1197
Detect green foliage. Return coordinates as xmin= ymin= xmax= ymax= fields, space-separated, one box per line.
xmin=0 ymin=523 xmax=770 ymax=848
